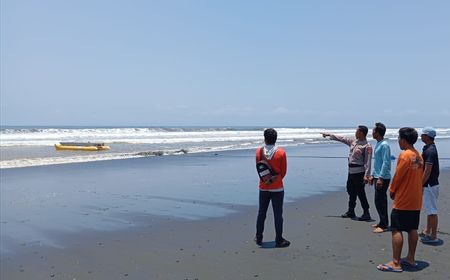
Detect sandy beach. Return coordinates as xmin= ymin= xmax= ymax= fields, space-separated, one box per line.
xmin=1 ymin=146 xmax=449 ymax=280
xmin=3 ymin=0 xmax=450 ymax=278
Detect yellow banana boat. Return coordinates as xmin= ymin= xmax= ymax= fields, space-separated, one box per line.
xmin=55 ymin=142 xmax=110 ymax=151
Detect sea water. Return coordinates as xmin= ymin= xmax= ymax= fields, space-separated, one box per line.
xmin=1 ymin=127 xmax=450 ymax=253
xmin=2 ymin=126 xmax=450 ymax=169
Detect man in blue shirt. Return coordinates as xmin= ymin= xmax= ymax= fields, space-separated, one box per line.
xmin=370 ymin=122 xmax=391 ymax=233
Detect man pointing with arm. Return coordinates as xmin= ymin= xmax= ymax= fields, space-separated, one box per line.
xmin=322 ymin=125 xmax=372 ymax=221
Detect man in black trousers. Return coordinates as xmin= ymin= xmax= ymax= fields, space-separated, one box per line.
xmin=322 ymin=126 xmax=372 ymax=221
xmin=370 ymin=122 xmax=392 ymax=233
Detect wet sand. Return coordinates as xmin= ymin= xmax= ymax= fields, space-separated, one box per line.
xmin=1 ymin=155 xmax=449 ymax=279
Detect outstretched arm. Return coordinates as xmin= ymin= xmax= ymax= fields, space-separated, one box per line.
xmin=322 ymin=133 xmax=353 ymax=147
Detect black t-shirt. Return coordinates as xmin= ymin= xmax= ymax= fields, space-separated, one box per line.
xmin=422 ymin=143 xmax=440 ymax=187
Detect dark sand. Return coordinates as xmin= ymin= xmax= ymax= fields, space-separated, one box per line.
xmin=1 ymin=155 xmax=449 ymax=279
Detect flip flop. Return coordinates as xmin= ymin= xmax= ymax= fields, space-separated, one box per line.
xmin=377 ymin=263 xmax=403 ymax=273
xmin=421 ymin=236 xmax=439 ymax=244
xmin=400 ymin=258 xmax=418 ymax=268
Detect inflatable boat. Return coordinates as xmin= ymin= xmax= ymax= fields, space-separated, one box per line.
xmin=55 ymin=142 xmax=110 ymax=151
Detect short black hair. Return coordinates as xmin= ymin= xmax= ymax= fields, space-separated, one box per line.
xmin=358 ymin=125 xmax=368 ymax=136
xmin=264 ymin=128 xmax=277 ymax=145
xmin=399 ymin=127 xmax=418 ymax=145
xmin=374 ymin=122 xmax=386 ymax=137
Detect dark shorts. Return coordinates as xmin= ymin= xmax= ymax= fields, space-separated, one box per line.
xmin=390 ymin=209 xmax=420 ymax=232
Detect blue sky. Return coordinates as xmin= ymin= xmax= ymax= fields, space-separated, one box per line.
xmin=1 ymin=1 xmax=449 ymax=127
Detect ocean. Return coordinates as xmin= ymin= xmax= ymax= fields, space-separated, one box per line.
xmin=2 ymin=126 xmax=450 ymax=169
xmin=2 ymin=126 xmax=450 ymax=252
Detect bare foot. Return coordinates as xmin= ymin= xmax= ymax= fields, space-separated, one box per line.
xmin=373 ymin=227 xmax=386 ymax=233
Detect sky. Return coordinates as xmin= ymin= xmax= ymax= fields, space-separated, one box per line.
xmin=1 ymin=0 xmax=449 ymax=127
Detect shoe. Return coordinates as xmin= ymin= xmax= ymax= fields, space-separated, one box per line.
xmin=341 ymin=211 xmax=356 ymax=218
xmin=254 ymin=236 xmax=262 ymax=246
xmin=358 ymin=213 xmax=371 ymax=221
xmin=275 ymin=238 xmax=290 ymax=248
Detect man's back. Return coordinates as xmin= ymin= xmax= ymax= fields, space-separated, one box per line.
xmin=256 ymin=147 xmax=287 ymax=190
xmin=390 ymin=149 xmax=424 ymax=210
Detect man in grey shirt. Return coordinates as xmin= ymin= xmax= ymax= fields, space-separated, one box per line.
xmin=322 ymin=125 xmax=372 ymax=221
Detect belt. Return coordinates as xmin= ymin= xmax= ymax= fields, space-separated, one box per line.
xmin=348 ymin=163 xmax=364 ymax=168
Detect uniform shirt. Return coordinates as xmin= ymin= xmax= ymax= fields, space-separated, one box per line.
xmin=256 ymin=147 xmax=287 ymax=191
xmin=372 ymin=139 xmax=392 ymax=179
xmin=422 ymin=143 xmax=440 ymax=187
xmin=330 ymin=134 xmax=372 ymax=177
xmin=389 ymin=149 xmax=424 ymax=210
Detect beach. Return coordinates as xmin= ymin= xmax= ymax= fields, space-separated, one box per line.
xmin=1 ymin=145 xmax=449 ymax=280
xmin=3 ymin=0 xmax=450 ymax=278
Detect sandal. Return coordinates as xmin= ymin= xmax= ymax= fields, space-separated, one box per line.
xmin=420 ymin=235 xmax=439 ymax=244
xmin=377 ymin=263 xmax=403 ymax=273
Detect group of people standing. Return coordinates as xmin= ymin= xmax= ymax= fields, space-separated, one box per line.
xmin=254 ymin=125 xmax=440 ymax=273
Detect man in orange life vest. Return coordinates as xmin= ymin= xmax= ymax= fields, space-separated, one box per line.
xmin=255 ymin=128 xmax=290 ymax=248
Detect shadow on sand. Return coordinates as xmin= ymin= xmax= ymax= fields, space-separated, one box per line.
xmin=421 ymin=238 xmax=445 ymax=246
xmin=324 ymin=215 xmax=375 ymax=223
xmin=403 ymin=260 xmax=430 ymax=272
xmin=259 ymin=241 xmax=277 ymax=249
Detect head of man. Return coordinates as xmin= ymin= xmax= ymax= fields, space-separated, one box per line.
xmin=420 ymin=127 xmax=436 ymax=145
xmin=398 ymin=127 xmax=418 ymax=150
xmin=264 ymin=128 xmax=278 ymax=145
xmin=372 ymin=122 xmax=386 ymax=141
xmin=355 ymin=125 xmax=368 ymax=140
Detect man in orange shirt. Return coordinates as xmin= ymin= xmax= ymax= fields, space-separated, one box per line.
xmin=377 ymin=127 xmax=424 ymax=273
xmin=255 ymin=128 xmax=290 ymax=248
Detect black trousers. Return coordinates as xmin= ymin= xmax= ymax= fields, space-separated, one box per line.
xmin=374 ymin=178 xmax=390 ymax=229
xmin=346 ymin=172 xmax=369 ymax=213
xmin=256 ymin=190 xmax=284 ymax=242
